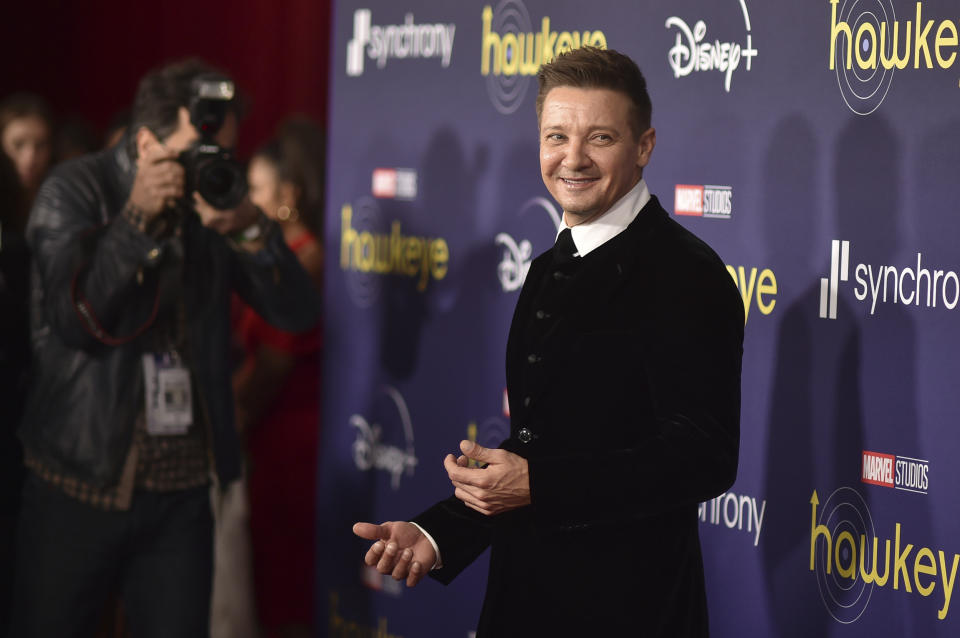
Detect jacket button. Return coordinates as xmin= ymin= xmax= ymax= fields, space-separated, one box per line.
xmin=535 ymin=309 xmax=548 ymax=319
xmin=518 ymin=428 xmax=533 ymax=443
xmin=527 ymin=353 xmax=540 ymax=364
xmin=523 ymin=396 xmax=531 ymax=407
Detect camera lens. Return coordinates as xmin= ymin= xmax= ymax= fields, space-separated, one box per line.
xmin=196 ymin=156 xmax=247 ymax=210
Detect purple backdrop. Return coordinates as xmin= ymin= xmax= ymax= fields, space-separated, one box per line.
xmin=319 ymin=1 xmax=960 ymax=635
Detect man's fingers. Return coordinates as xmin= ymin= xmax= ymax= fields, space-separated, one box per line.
xmin=363 ymin=540 xmax=385 ymax=566
xmin=406 ymin=560 xmax=425 ymax=587
xmin=376 ymin=541 xmax=400 ymax=574
xmin=391 ymin=548 xmax=413 ymax=581
xmin=462 ymin=499 xmax=494 ymax=517
xmin=145 ymin=143 xmax=180 ymax=163
xmin=454 ymin=486 xmax=492 ymax=515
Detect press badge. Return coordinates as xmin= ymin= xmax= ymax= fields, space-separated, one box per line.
xmin=143 ymin=352 xmax=193 ymax=435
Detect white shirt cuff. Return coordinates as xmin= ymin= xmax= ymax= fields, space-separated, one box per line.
xmin=409 ymin=521 xmax=442 ymax=570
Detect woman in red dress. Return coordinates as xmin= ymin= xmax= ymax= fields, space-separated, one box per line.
xmin=233 ymin=120 xmax=324 ymax=638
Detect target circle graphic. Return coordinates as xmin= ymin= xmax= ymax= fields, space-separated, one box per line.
xmin=485 ymin=0 xmax=534 ymax=115
xmin=834 ymin=0 xmax=896 ymax=115
xmin=344 ymin=196 xmax=383 ymax=309
xmin=814 ymin=487 xmax=876 ymax=624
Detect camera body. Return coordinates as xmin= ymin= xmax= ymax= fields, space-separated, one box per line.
xmin=179 ymin=75 xmax=247 ymax=211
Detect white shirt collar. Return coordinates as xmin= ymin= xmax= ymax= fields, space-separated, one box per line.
xmin=555 ymin=178 xmax=650 ymax=257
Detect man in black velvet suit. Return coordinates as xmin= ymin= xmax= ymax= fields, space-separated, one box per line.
xmin=354 ymin=47 xmax=743 ymax=637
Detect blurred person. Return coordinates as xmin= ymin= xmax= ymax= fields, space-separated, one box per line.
xmin=0 ymin=93 xmax=54 ymax=204
xmin=8 ymin=59 xmax=320 ymax=638
xmin=232 ymin=120 xmax=325 ymax=638
xmin=0 ymin=151 xmax=29 ymax=638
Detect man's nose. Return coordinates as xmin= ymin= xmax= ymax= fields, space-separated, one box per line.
xmin=561 ymin=138 xmax=591 ymax=170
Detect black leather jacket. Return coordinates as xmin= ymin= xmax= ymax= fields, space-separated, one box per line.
xmin=18 ymin=143 xmax=321 ymax=487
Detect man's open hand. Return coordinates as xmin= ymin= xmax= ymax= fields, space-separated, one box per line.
xmin=352 ymin=521 xmax=436 ymax=587
xmin=445 ymin=440 xmax=531 ymax=516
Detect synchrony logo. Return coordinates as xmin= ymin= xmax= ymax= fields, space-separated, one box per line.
xmin=346 ymin=9 xmax=455 ymax=77
xmin=828 ymin=0 xmax=960 ymax=115
xmin=480 ymin=0 xmax=607 ymax=114
xmin=665 ymin=0 xmax=758 ymax=92
xmin=861 ymin=450 xmax=930 ymax=494
xmin=809 ymin=487 xmax=960 ymax=622
xmin=698 ymin=489 xmax=767 ymax=547
xmin=495 ymin=196 xmax=562 ymax=292
xmin=350 ymin=385 xmax=419 ymax=490
xmin=819 ymin=239 xmax=960 ymax=318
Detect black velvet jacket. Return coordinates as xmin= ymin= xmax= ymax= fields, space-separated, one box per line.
xmin=18 ymin=143 xmax=320 ymax=487
xmin=414 ymin=196 xmax=744 ymax=637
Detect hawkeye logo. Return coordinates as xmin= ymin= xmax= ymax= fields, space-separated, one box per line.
xmin=810 ymin=487 xmax=959 ymax=622
xmin=829 ymin=0 xmax=960 ymax=115
xmin=674 ymin=184 xmax=733 ymax=219
xmin=726 ymin=265 xmax=777 ymax=324
xmin=346 ymin=9 xmax=455 ymax=77
xmin=666 ymin=0 xmax=758 ymax=93
xmin=819 ymin=239 xmax=960 ymax=319
xmin=481 ymin=0 xmax=607 ymax=114
xmin=340 ymin=200 xmax=450 ymax=307
xmin=862 ymin=450 xmax=930 ymax=494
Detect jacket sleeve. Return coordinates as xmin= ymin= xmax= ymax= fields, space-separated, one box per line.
xmin=411 ymin=495 xmax=494 ymax=584
xmin=228 ymin=221 xmax=321 ymax=334
xmin=27 ymin=170 xmax=167 ymax=351
xmin=525 ymin=253 xmax=744 ymax=526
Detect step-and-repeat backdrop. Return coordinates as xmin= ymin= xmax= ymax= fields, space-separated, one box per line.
xmin=318 ymin=1 xmax=960 ymax=635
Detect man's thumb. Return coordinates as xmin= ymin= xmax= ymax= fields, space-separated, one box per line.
xmin=460 ymin=439 xmax=489 ymax=461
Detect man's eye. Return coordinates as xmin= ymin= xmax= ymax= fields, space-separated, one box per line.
xmin=593 ymin=134 xmax=612 ymax=143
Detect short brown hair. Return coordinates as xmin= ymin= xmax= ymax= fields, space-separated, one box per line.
xmin=536 ymin=47 xmax=652 ymax=138
xmin=0 ymin=92 xmax=54 ymax=138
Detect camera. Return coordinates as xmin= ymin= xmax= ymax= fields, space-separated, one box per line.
xmin=179 ymin=75 xmax=247 ymax=210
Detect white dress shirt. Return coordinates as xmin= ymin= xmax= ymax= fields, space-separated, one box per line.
xmin=556 ymin=177 xmax=650 ymax=257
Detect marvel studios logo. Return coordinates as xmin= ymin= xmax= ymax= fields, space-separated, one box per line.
xmin=861 ymin=450 xmax=929 ymax=495
xmin=674 ymin=184 xmax=732 ymax=219
xmin=372 ymin=168 xmax=418 ymax=200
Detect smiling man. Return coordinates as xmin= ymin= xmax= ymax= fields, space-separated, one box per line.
xmin=354 ymin=47 xmax=744 ymax=637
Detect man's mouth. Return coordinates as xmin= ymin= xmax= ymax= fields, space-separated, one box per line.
xmin=559 ymin=177 xmax=599 ymax=187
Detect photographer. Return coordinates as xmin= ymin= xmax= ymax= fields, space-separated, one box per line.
xmin=8 ymin=60 xmax=320 ymax=638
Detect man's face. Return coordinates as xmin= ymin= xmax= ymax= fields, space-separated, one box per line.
xmin=539 ymin=86 xmax=655 ymax=226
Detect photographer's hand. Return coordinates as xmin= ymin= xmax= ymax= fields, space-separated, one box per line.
xmin=125 ymin=143 xmax=184 ymax=232
xmin=193 ymin=193 xmax=261 ymax=237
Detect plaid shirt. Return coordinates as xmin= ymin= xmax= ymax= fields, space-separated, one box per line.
xmin=25 ymin=409 xmax=211 ymax=511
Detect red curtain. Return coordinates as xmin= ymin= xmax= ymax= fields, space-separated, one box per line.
xmin=0 ymin=0 xmax=330 ymax=155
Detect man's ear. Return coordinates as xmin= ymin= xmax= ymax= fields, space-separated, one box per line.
xmin=636 ymin=127 xmax=656 ymax=169
xmin=135 ymin=126 xmax=160 ymax=161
